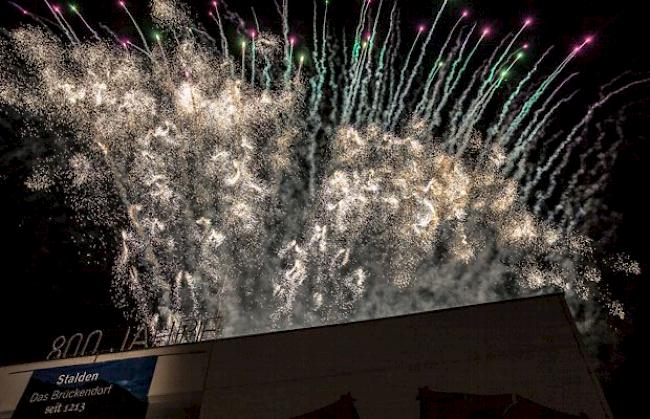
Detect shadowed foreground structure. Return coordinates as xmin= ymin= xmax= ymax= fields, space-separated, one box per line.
xmin=0 ymin=295 xmax=611 ymax=418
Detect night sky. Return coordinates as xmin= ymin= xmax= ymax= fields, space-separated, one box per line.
xmin=0 ymin=1 xmax=647 ymax=417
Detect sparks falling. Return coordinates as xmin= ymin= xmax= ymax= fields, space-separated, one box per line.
xmin=0 ymin=0 xmax=644 ymax=339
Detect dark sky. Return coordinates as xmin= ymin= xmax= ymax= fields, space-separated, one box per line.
xmin=0 ymin=1 xmax=647 ymax=417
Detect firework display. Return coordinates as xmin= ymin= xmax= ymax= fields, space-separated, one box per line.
xmin=0 ymin=0 xmax=644 ymax=341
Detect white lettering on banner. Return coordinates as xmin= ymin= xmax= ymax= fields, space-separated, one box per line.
xmin=56 ymin=371 xmax=100 ymax=386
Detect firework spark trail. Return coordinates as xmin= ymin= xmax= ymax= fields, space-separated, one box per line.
xmin=566 ymin=113 xmax=626 ymax=233
xmin=446 ymin=32 xmax=511 ymax=144
xmin=382 ymin=22 xmax=423 ymax=129
xmin=0 ymin=0 xmax=643 ymax=339
xmin=429 ymin=24 xmax=482 ymax=128
xmin=340 ymin=0 xmax=373 ymax=123
xmin=250 ymin=31 xmax=256 ymax=87
xmin=344 ymin=0 xmax=386 ymax=126
xmin=484 ymin=20 xmax=530 ymax=86
xmin=308 ymin=0 xmax=328 ymax=125
xmin=527 ymin=77 xmax=650 ymax=210
xmin=120 ymin=1 xmax=152 ymax=56
xmin=304 ymin=0 xmax=329 ymax=198
xmin=351 ymin=0 xmax=372 ymax=64
xmin=452 ymin=21 xmax=529 ymax=142
xmin=54 ymin=5 xmax=80 ymax=45
xmin=354 ymin=0 xmax=386 ymax=125
xmin=382 ymin=14 xmax=401 ymax=124
xmin=454 ymin=51 xmax=524 ymax=152
xmin=487 ymin=47 xmax=551 ymax=144
xmin=368 ymin=2 xmax=397 ymax=124
xmin=510 ymin=89 xmax=579 ymax=183
xmin=209 ymin=2 xmax=231 ymax=64
xmin=414 ymin=11 xmax=468 ymax=120
xmin=9 ymin=2 xmax=57 ymax=28
xmin=500 ymin=38 xmax=592 ymax=148
xmin=326 ymin=34 xmax=341 ymax=125
xmin=375 ymin=10 xmax=401 ymax=124
xmin=505 ymin=72 xmax=579 ymax=177
xmin=277 ymin=0 xmax=292 ymax=84
xmin=548 ymin=118 xmax=611 ymax=225
xmin=353 ymin=41 xmax=374 ymax=124
xmin=345 ymin=40 xmax=372 ymax=123
xmin=388 ymin=0 xmax=448 ymax=130
xmin=69 ymin=5 xmax=101 ymax=42
xmin=572 ymin=93 xmax=645 ymax=218
xmin=453 ymin=42 xmax=528 ymax=148
xmin=44 ymin=0 xmax=74 ymax=43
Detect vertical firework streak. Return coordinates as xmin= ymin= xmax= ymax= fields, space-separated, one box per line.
xmin=0 ymin=0 xmax=645 ymax=339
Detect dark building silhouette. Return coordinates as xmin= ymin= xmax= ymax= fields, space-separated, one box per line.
xmin=0 ymin=294 xmax=612 ymax=419
xmin=417 ymin=387 xmax=587 ymax=419
xmin=292 ymin=393 xmax=360 ymax=419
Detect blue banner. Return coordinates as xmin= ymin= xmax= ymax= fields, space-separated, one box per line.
xmin=12 ymin=357 xmax=157 ymax=418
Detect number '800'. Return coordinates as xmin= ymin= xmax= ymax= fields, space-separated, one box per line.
xmin=47 ymin=330 xmax=103 ymax=360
